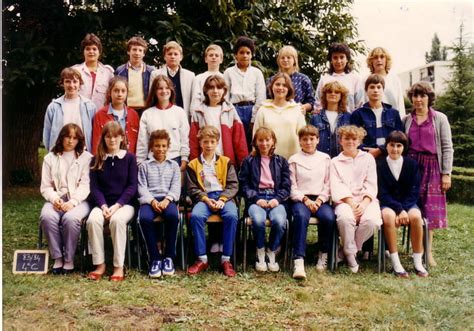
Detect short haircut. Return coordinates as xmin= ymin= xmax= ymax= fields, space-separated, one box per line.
xmin=233 ymin=36 xmax=255 ymax=55
xmin=298 ymin=125 xmax=319 ymax=139
xmin=337 ymin=125 xmax=366 ymax=141
xmin=149 ymin=129 xmax=170 ymax=150
xmin=365 ymin=73 xmax=385 ymax=90
xmin=163 ymin=41 xmax=183 ymax=56
xmin=197 ymin=125 xmax=220 ymax=141
xmin=127 ymin=36 xmax=148 ymax=52
xmin=386 ymin=130 xmax=409 ymax=155
xmin=267 ymin=72 xmax=295 ymax=101
xmin=407 ymin=82 xmax=436 ymax=107
xmin=328 ymin=42 xmax=352 ymax=74
xmin=81 ymin=33 xmax=102 ymax=54
xmin=205 ymin=44 xmax=223 ymax=59
xmin=366 ymin=47 xmax=393 ymax=73
xmin=52 ymin=123 xmax=85 ymax=156
xmin=60 ymin=67 xmax=84 ymax=85
xmin=105 ymin=76 xmax=128 ymax=104
xmin=252 ymin=127 xmax=277 ymax=156
xmin=203 ymin=75 xmax=227 ymax=105
xmin=277 ymin=45 xmax=299 ymax=72
xmin=320 ymin=81 xmax=349 ymax=113
xmin=145 ymin=74 xmax=176 ymax=108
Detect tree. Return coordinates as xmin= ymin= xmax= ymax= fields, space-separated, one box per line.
xmin=435 ymin=23 xmax=474 ymax=167
xmin=425 ymin=33 xmax=448 ymax=63
xmin=3 ymin=0 xmax=364 ymax=185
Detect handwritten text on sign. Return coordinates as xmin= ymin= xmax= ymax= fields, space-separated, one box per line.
xmin=13 ymin=250 xmax=49 ymax=274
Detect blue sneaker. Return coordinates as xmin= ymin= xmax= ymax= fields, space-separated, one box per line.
xmin=149 ymin=260 xmax=162 ymax=278
xmin=162 ymin=257 xmax=175 ymax=276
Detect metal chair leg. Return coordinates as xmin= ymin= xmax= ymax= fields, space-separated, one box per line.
xmin=423 ymin=218 xmax=429 ymax=271
xmin=37 ymin=225 xmax=44 ymax=249
xmin=243 ymin=218 xmax=248 ymax=272
xmin=378 ymin=227 xmax=385 ymax=273
xmin=406 ymin=225 xmax=411 ymax=254
xmin=179 ymin=212 xmax=186 ymax=270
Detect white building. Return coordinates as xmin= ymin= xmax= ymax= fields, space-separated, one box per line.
xmin=398 ymin=61 xmax=452 ymax=96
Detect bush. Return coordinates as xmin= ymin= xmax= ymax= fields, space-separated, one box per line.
xmin=447 ymin=174 xmax=474 ymax=205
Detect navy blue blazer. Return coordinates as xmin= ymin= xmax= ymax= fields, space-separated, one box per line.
xmin=376 ymin=156 xmax=421 ymax=215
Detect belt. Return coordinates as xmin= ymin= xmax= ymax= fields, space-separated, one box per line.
xmin=234 ymin=101 xmax=255 ymax=107
xmin=258 ymin=188 xmax=275 ymax=194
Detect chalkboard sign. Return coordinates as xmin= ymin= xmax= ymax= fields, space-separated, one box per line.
xmin=13 ymin=250 xmax=49 ymax=274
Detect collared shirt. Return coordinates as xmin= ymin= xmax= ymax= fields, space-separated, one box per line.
xmin=408 ymin=110 xmax=437 ymax=154
xmin=108 ymin=105 xmax=128 ymax=131
xmin=200 ymin=153 xmax=223 ymax=192
xmin=315 ymin=72 xmax=364 ymax=112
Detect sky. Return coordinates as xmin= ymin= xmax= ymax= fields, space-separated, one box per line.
xmin=351 ymin=0 xmax=473 ymax=75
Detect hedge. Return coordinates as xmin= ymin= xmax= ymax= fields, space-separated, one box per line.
xmin=447 ymin=174 xmax=474 ymax=205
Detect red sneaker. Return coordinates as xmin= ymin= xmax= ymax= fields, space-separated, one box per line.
xmin=188 ymin=260 xmax=209 ymax=275
xmin=221 ymin=261 xmax=236 ymax=277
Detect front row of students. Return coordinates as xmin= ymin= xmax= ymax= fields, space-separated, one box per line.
xmin=40 ymin=121 xmax=428 ymax=281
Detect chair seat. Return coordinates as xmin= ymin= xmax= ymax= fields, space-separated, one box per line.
xmin=308 ymin=217 xmax=319 ymax=225
xmin=152 ymin=216 xmax=164 ymax=223
xmin=245 ymin=217 xmax=271 ymax=227
xmin=207 ymin=214 xmax=222 ymax=223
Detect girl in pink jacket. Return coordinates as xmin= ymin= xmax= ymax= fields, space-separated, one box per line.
xmin=330 ymin=125 xmax=382 ymax=273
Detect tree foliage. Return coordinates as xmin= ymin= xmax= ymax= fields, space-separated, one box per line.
xmin=435 ymin=24 xmax=474 ymax=168
xmin=3 ymin=0 xmax=364 ymax=185
xmin=425 ymin=33 xmax=447 ymax=63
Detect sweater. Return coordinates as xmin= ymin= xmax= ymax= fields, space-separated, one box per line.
xmin=138 ymin=157 xmax=181 ymax=205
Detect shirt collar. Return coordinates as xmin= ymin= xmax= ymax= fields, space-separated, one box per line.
xmin=200 ymin=153 xmax=217 ymax=165
xmin=104 ymin=149 xmax=127 ymax=160
xmin=128 ymin=62 xmax=144 ymax=72
xmin=167 ymin=66 xmax=180 ymax=77
xmin=108 ymin=104 xmax=128 ymax=116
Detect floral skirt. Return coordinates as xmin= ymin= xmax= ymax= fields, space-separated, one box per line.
xmin=409 ymin=152 xmax=447 ymax=230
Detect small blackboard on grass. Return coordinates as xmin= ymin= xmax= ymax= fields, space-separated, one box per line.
xmin=13 ymin=250 xmax=49 ymax=274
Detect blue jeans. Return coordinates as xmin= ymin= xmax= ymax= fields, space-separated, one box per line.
xmin=139 ymin=198 xmax=179 ymax=262
xmin=291 ymin=201 xmax=336 ymax=258
xmin=235 ymin=104 xmax=253 ymax=151
xmin=190 ymin=191 xmax=238 ymax=257
xmin=248 ymin=192 xmax=287 ymax=251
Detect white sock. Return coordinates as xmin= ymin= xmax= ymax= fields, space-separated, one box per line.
xmin=221 ymin=255 xmax=230 ymax=263
xmin=256 ymin=248 xmax=265 ymax=264
xmin=267 ymin=250 xmax=276 ymax=265
xmin=346 ymin=254 xmax=358 ymax=267
xmin=198 ymin=255 xmax=208 ymax=263
xmin=413 ymin=253 xmax=427 ymax=272
xmin=390 ymin=252 xmax=405 ymax=273
xmin=53 ymin=258 xmax=63 ymax=269
xmin=63 ymin=261 xmax=74 ymax=270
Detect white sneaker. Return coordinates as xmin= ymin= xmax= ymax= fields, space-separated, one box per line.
xmin=316 ymin=252 xmax=328 ymax=272
xmin=266 ymin=250 xmax=280 ymax=272
xmin=210 ymin=242 xmax=220 ymax=253
xmin=292 ymin=258 xmax=306 ymax=279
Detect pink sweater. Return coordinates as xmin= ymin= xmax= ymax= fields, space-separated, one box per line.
xmin=288 ymin=151 xmax=330 ymax=203
xmin=330 ymin=150 xmax=378 ymax=204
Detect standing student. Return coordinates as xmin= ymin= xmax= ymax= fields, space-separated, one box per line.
xmin=73 ymin=33 xmax=114 ymax=109
xmin=267 ymin=45 xmax=315 ymax=114
xmin=330 ymin=125 xmax=382 ymax=273
xmin=377 ymin=131 xmax=428 ymax=277
xmin=315 ymin=43 xmax=364 ymax=113
xmin=289 ymin=125 xmax=335 ymax=279
xmin=239 ymin=127 xmax=291 ymax=273
xmin=191 ymin=44 xmax=225 ymax=112
xmin=87 ymin=121 xmax=138 ymax=282
xmin=310 ymin=81 xmax=351 ymax=157
xmin=138 ymin=130 xmax=181 ymax=278
xmin=137 ymin=75 xmax=190 ymax=168
xmin=92 ymin=76 xmax=139 ymax=154
xmin=40 ymin=124 xmax=92 ymax=275
xmin=253 ymin=73 xmax=306 ymax=159
xmin=365 ymin=47 xmax=406 ymax=117
xmin=149 ymin=41 xmax=195 ymax=118
xmin=186 ymin=126 xmax=239 ymax=277
xmin=224 ymin=36 xmax=266 ymax=148
xmin=115 ymin=36 xmax=156 ymax=116
xmin=403 ymin=82 xmax=453 ymax=266
xmin=43 ymin=67 xmax=96 ymax=152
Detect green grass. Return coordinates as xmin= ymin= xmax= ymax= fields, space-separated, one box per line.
xmin=3 ymin=187 xmax=474 ymax=329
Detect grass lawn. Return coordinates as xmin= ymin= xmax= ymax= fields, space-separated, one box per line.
xmin=3 ymin=187 xmax=473 ymax=329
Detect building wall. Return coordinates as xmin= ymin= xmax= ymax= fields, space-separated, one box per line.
xmin=398 ymin=61 xmax=452 ymax=96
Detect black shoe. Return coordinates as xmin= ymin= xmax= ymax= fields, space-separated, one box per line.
xmin=52 ymin=267 xmax=63 ymax=275
xmin=62 ymin=268 xmax=75 ymax=275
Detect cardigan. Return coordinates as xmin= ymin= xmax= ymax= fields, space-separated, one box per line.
xmin=72 ymin=62 xmax=114 ymax=109
xmin=377 ymin=156 xmax=421 ymax=214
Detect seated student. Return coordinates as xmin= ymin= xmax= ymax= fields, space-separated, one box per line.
xmin=239 ymin=127 xmax=291 ymax=273
xmin=87 ymin=121 xmax=138 ymax=282
xmin=43 ymin=67 xmax=96 ymax=152
xmin=137 ymin=74 xmax=190 ymax=168
xmin=191 ymin=44 xmax=225 ymax=112
xmin=350 ymin=74 xmax=403 ymax=159
xmin=378 ymin=131 xmax=428 ymax=277
xmin=310 ymin=81 xmax=351 ymax=157
xmin=138 ymin=130 xmax=181 ymax=278
xmin=115 ymin=36 xmax=156 ymax=116
xmin=224 ymin=36 xmax=266 ymax=148
xmin=149 ymin=41 xmax=195 ymax=118
xmin=186 ymin=125 xmax=239 ymax=277
xmin=253 ymin=73 xmax=306 ymax=159
xmin=315 ymin=42 xmax=364 ymax=113
xmin=92 ymin=76 xmax=139 ymax=154
xmin=289 ymin=125 xmax=335 ymax=279
xmin=40 ymin=124 xmax=92 ymax=275
xmin=330 ymin=125 xmax=382 ymax=273
xmin=189 ymin=74 xmax=248 ymax=167
xmin=73 ymin=33 xmax=114 ymax=109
